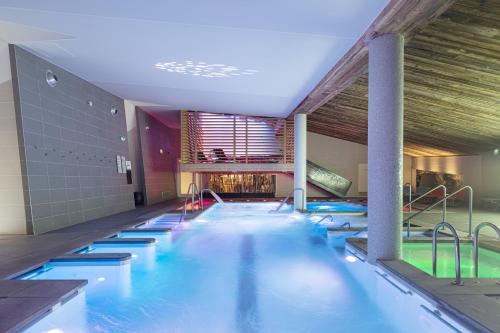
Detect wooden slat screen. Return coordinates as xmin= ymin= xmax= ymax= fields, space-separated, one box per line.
xmin=181 ymin=111 xmax=294 ymax=164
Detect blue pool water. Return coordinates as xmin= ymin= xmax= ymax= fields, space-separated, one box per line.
xmin=307 ymin=201 xmax=367 ymax=212
xmin=24 ymin=203 xmax=465 ymax=333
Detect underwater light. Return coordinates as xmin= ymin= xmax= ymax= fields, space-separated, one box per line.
xmin=45 ymin=329 xmax=64 ymax=333
xmin=345 ymin=255 xmax=357 ymax=263
xmin=97 ymin=277 xmax=106 ymax=282
xmin=132 ymin=254 xmax=139 ymax=259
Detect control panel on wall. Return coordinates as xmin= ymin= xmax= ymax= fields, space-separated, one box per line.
xmin=116 ymin=155 xmax=133 ymax=184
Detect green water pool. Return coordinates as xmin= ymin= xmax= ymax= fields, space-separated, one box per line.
xmin=403 ymin=242 xmax=500 ymax=278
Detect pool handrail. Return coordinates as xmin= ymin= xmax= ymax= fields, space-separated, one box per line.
xmin=270 ymin=187 xmax=305 ymax=213
xmin=181 ymin=182 xmax=199 ymax=222
xmin=199 ymin=189 xmax=225 ymax=210
xmin=432 ymin=222 xmax=462 ymax=285
xmin=473 ymin=222 xmax=500 ymax=279
xmin=403 ymin=184 xmax=447 ymax=219
xmin=403 ymin=185 xmax=473 ymax=238
xmin=314 ymin=215 xmax=334 ymax=224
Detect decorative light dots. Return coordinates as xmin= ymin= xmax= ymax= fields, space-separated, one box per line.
xmin=155 ymin=61 xmax=259 ymax=78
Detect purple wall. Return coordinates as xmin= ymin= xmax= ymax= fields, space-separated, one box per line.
xmin=136 ymin=108 xmax=180 ymax=205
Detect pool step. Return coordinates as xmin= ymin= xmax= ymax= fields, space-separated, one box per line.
xmin=94 ymin=238 xmax=156 ymax=246
xmin=51 ymin=253 xmax=131 ymax=264
xmin=122 ymin=227 xmax=172 ymax=234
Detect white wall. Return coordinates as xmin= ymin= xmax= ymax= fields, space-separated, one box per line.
xmin=480 ymin=151 xmax=500 ymax=198
xmin=0 ymin=40 xmax=27 ymax=234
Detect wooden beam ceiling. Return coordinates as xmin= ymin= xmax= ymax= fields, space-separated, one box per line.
xmin=306 ymin=0 xmax=500 ymax=157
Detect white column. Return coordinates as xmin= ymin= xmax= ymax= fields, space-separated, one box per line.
xmin=294 ymin=113 xmax=307 ymax=210
xmin=367 ymin=34 xmax=404 ymax=264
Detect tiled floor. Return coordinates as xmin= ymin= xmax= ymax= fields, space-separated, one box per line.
xmin=0 ymin=199 xmax=182 ymax=280
xmin=409 ymin=205 xmax=500 ymax=239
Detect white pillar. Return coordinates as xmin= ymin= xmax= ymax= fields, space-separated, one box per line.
xmin=367 ymin=33 xmax=404 ymax=264
xmin=294 ymin=113 xmax=307 ymax=210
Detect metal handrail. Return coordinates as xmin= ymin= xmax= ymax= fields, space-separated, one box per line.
xmin=403 ymin=185 xmax=473 ymax=238
xmin=473 ymin=222 xmax=500 ymax=278
xmin=270 ymin=187 xmax=305 ymax=212
xmin=314 ymin=215 xmax=334 ymax=224
xmin=181 ymin=182 xmax=199 ymax=222
xmin=404 ymin=184 xmax=447 ymax=219
xmin=199 ymin=189 xmax=225 ymax=210
xmin=432 ymin=222 xmax=462 ymax=285
xmin=340 ymin=222 xmax=351 ymax=229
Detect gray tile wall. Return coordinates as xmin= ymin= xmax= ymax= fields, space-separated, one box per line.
xmin=10 ymin=45 xmax=135 ymax=234
xmin=136 ymin=108 xmax=179 ymax=205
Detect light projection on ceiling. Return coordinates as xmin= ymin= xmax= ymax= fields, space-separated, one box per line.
xmin=154 ymin=61 xmax=259 ymax=78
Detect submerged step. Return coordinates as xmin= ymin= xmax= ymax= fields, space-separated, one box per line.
xmin=93 ymin=238 xmax=156 ymax=246
xmin=51 ymin=253 xmax=131 ymax=264
xmin=122 ymin=227 xmax=171 ymax=234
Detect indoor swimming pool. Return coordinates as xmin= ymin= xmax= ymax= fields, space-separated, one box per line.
xmin=306 ymin=201 xmax=367 ymax=213
xmin=403 ymin=242 xmax=500 ymax=278
xmin=22 ymin=203 xmax=466 ymax=332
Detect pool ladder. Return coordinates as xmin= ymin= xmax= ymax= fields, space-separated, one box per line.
xmin=473 ymin=222 xmax=500 ymax=279
xmin=269 ymin=187 xmax=305 ymax=213
xmin=432 ymin=222 xmax=462 ymax=285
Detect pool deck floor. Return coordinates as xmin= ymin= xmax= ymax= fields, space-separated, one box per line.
xmin=347 ymin=238 xmax=500 ymax=333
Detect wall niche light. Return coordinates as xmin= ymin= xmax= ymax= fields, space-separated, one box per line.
xmin=45 ymin=70 xmax=58 ymax=87
xmin=145 ymin=126 xmax=150 ymax=130
xmin=87 ymin=100 xmax=94 ymax=107
xmin=159 ymin=149 xmax=164 ymax=154
xmin=494 ymin=148 xmax=499 ymax=156
xmin=120 ymin=136 xmax=126 ymax=142
xmin=111 ymin=108 xmax=118 ymax=116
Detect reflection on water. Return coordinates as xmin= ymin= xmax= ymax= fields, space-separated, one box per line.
xmin=237 ymin=234 xmax=259 ymax=333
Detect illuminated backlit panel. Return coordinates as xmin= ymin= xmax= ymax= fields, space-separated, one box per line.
xmin=181 ymin=111 xmax=294 ymax=164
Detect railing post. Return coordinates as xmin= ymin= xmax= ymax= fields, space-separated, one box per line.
xmin=468 ymin=186 xmax=473 ymax=237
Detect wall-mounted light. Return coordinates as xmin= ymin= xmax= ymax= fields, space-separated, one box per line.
xmin=145 ymin=126 xmax=150 ymax=130
xmin=120 ymin=136 xmax=126 ymax=142
xmin=111 ymin=108 xmax=118 ymax=116
xmin=159 ymin=149 xmax=164 ymax=154
xmin=87 ymin=100 xmax=94 ymax=107
xmin=45 ymin=70 xmax=58 ymax=87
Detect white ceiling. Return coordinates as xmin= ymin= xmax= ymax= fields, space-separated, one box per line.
xmin=0 ymin=0 xmax=389 ymax=118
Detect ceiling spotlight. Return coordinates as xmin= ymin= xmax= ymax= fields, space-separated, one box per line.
xmin=45 ymin=70 xmax=58 ymax=87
